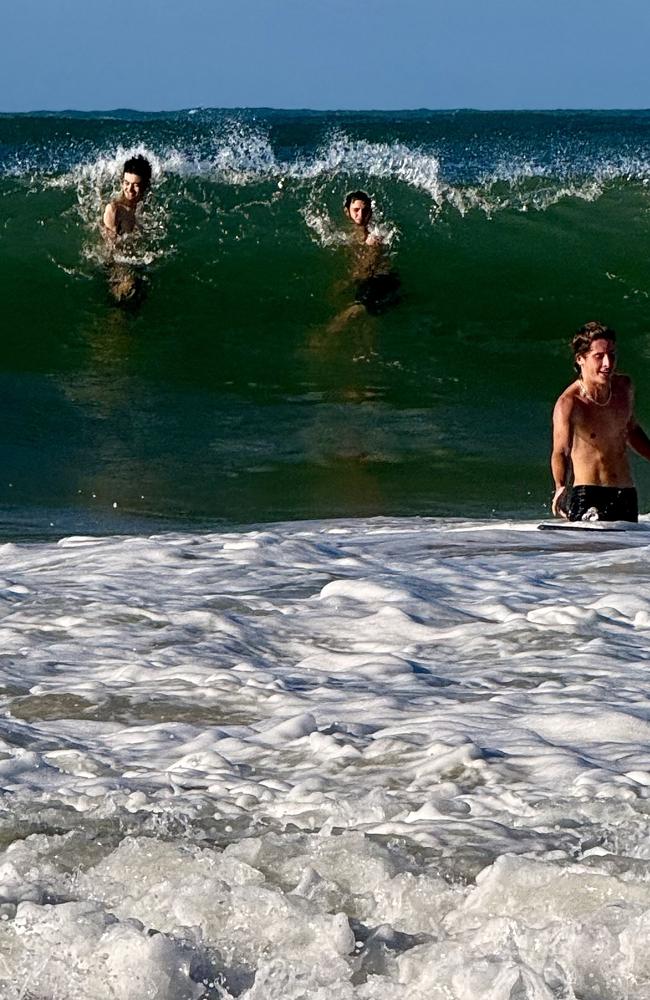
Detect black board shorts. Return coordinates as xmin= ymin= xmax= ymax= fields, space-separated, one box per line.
xmin=568 ymin=485 xmax=638 ymax=523
xmin=354 ymin=272 xmax=401 ymax=316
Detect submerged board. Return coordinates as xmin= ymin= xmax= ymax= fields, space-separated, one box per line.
xmin=538 ymin=520 xmax=626 ymax=532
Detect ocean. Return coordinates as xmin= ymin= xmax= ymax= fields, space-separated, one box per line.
xmin=1 ymin=109 xmax=650 ymax=998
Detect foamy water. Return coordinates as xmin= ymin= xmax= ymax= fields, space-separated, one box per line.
xmin=28 ymin=120 xmax=650 ymax=229
xmin=1 ymin=516 xmax=650 ymax=998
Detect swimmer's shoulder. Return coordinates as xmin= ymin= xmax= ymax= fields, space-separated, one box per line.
xmin=553 ymin=381 xmax=581 ymax=421
xmin=613 ymin=373 xmax=634 ymax=411
xmin=102 ymin=199 xmax=118 ymax=231
xmin=613 ymin=372 xmax=632 ymax=393
xmin=103 ymin=198 xmax=137 ymax=237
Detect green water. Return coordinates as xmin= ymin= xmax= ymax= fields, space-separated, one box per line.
xmin=3 ymin=109 xmax=650 ymax=535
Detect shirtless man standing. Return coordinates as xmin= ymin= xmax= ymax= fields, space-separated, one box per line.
xmin=102 ymin=155 xmax=152 ymax=239
xmin=551 ymin=321 xmax=650 ymax=522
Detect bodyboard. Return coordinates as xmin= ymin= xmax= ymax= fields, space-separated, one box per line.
xmin=538 ymin=521 xmax=626 ymax=532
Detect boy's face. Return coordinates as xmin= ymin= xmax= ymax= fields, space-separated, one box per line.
xmin=346 ymin=198 xmax=371 ymax=227
xmin=577 ymin=338 xmax=617 ymax=384
xmin=121 ymin=172 xmax=146 ymax=204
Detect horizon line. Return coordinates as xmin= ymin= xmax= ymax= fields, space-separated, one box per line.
xmin=2 ymin=105 xmax=650 ymax=116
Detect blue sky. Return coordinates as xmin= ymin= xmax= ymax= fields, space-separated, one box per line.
xmin=4 ymin=0 xmax=650 ymax=111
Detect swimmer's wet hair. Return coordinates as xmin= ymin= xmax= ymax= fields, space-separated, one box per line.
xmin=123 ymin=155 xmax=152 ymax=188
xmin=344 ymin=190 xmax=372 ymax=212
xmin=572 ymin=321 xmax=616 ymax=373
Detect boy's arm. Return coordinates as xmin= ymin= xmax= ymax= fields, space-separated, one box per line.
xmin=628 ymin=419 xmax=650 ymax=461
xmin=102 ymin=201 xmax=118 ymax=238
xmin=551 ymin=394 xmax=573 ymax=517
xmin=625 ymin=380 xmax=650 ymax=461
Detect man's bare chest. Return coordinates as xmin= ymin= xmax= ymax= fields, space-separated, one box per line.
xmin=573 ymin=402 xmax=630 ymax=445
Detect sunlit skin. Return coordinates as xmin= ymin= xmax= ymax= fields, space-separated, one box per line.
xmin=102 ymin=171 xmax=149 ymax=239
xmin=120 ymin=172 xmax=145 ymax=205
xmin=577 ymin=338 xmax=616 ymax=392
xmin=551 ymin=338 xmax=650 ymax=516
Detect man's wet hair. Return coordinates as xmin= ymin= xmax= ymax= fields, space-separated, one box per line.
xmin=572 ymin=321 xmax=616 ymax=373
xmin=123 ymin=155 xmax=152 ymax=188
xmin=344 ymin=190 xmax=372 ymax=213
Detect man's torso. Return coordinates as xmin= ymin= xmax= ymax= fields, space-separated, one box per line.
xmin=113 ymin=200 xmax=137 ymax=236
xmin=568 ymin=374 xmax=634 ymax=487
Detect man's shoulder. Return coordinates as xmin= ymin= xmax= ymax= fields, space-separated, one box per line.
xmin=554 ymin=381 xmax=580 ymax=409
xmin=612 ymin=373 xmax=634 ymax=409
xmin=102 ymin=199 xmax=118 ymax=231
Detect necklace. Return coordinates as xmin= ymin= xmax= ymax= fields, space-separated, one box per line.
xmin=579 ymin=381 xmax=612 ymax=407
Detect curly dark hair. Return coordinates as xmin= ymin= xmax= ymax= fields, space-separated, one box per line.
xmin=571 ymin=321 xmax=616 ymax=373
xmin=123 ymin=155 xmax=152 ymax=189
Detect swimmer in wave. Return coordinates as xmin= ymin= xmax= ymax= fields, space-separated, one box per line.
xmin=327 ymin=190 xmax=400 ymax=333
xmin=102 ymin=155 xmax=153 ymax=305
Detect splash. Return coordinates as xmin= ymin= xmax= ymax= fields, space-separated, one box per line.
xmin=8 ymin=115 xmax=650 ymax=231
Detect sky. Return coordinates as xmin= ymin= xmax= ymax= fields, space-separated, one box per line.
xmin=3 ymin=0 xmax=650 ymax=112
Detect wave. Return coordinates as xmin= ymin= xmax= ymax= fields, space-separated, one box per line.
xmin=4 ymin=113 xmax=650 ymax=535
xmin=6 ymin=111 xmax=650 ymax=231
xmin=4 ymin=110 xmax=650 ymax=310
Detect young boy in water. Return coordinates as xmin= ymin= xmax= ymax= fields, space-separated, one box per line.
xmin=551 ymin=321 xmax=650 ymax=521
xmin=343 ymin=190 xmax=400 ymax=319
xmin=102 ymin=156 xmax=153 ymax=304
xmin=102 ymin=155 xmax=153 ymax=239
xmin=344 ymin=190 xmax=381 ymax=247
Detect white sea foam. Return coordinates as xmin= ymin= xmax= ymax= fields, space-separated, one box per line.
xmin=0 ymin=515 xmax=650 ymax=996
xmin=29 ymin=123 xmax=649 ymax=233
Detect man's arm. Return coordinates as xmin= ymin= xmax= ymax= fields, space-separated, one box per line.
xmin=628 ymin=418 xmax=650 ymax=461
xmin=551 ymin=394 xmax=573 ymax=517
xmin=102 ymin=201 xmax=118 ymax=239
xmin=624 ymin=379 xmax=650 ymax=461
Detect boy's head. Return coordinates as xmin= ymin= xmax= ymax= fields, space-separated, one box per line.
xmin=121 ymin=156 xmax=152 ymax=203
xmin=344 ymin=190 xmax=372 ymax=227
xmin=572 ymin=321 xmax=617 ymax=374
